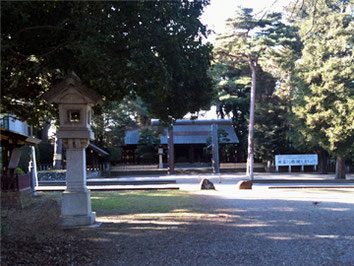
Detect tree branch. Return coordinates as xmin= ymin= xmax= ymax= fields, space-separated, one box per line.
xmin=305 ymin=0 xmax=318 ymax=36
xmin=290 ymin=0 xmax=301 ymax=20
xmin=17 ymin=25 xmax=77 ymax=34
xmin=255 ymin=0 xmax=280 ymax=20
xmin=231 ymin=59 xmax=248 ymax=66
xmin=9 ymin=42 xmax=68 ymax=58
xmin=217 ymin=50 xmax=248 ymax=61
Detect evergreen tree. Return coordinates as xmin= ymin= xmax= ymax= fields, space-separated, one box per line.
xmin=214 ymin=8 xmax=294 ymax=178
xmin=211 ymin=62 xmax=284 ymax=163
xmin=210 ymin=63 xmax=250 ymax=162
xmin=293 ymin=0 xmax=353 ymax=178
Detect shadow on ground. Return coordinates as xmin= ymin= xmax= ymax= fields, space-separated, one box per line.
xmin=1 ymin=190 xmax=354 ymax=265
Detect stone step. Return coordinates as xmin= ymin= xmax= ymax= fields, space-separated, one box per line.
xmin=38 ymin=179 xmax=177 ymax=186
xmin=111 ymin=170 xmax=168 ymax=176
xmin=253 ymin=179 xmax=354 ymax=183
xmin=111 ymin=167 xmax=265 ymax=176
xmin=36 ymin=184 xmax=180 ymax=191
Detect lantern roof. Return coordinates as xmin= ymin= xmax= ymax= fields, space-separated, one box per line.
xmin=43 ymin=72 xmax=102 ymax=105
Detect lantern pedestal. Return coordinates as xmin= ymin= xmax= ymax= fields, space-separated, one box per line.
xmin=60 ymin=138 xmax=96 ymax=227
xmin=61 ymin=190 xmax=96 ymax=227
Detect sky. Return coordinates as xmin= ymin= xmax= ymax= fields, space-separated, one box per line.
xmin=200 ymin=0 xmax=291 ymax=42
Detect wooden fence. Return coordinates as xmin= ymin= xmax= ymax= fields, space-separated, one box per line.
xmin=38 ymin=163 xmax=109 ymax=172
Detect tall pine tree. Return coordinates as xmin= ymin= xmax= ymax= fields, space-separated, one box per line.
xmin=293 ymin=0 xmax=353 ymax=178
xmin=214 ymin=8 xmax=296 ymax=178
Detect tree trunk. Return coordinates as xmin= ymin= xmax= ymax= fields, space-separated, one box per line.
xmin=168 ymin=126 xmax=174 ymax=175
xmin=40 ymin=122 xmax=51 ymax=142
xmin=246 ymin=57 xmax=257 ymax=180
xmin=211 ymin=123 xmax=220 ymax=174
xmin=266 ymin=160 xmax=272 ymax=172
xmin=53 ymin=137 xmax=63 ymax=169
xmin=335 ymin=156 xmax=346 ymax=179
xmin=317 ymin=148 xmax=328 ymax=174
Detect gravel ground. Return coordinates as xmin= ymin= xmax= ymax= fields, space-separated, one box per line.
xmin=89 ymin=188 xmax=354 ymax=266
xmin=2 ymin=188 xmax=354 ymax=266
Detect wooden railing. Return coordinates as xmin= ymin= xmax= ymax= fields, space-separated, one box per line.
xmin=111 ymin=164 xmax=159 ymax=172
xmin=38 ymin=163 xmax=110 ymax=172
xmin=220 ymin=163 xmax=264 ymax=169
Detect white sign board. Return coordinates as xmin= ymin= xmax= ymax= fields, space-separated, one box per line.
xmin=275 ymin=154 xmax=318 ymax=167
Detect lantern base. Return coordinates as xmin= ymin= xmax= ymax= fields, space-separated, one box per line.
xmin=60 ymin=190 xmax=96 ymax=227
xmin=61 ymin=213 xmax=96 ymax=228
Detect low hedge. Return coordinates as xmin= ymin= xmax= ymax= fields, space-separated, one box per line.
xmin=38 ymin=170 xmax=66 ymax=181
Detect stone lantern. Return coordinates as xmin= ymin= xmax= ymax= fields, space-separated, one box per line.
xmin=157 ymin=147 xmax=164 ymax=169
xmin=43 ymin=72 xmax=102 ymax=227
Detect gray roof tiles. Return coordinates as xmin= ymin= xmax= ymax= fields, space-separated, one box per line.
xmin=125 ymin=120 xmax=239 ymax=145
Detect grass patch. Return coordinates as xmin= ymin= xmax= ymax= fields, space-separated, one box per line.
xmin=36 ymin=191 xmax=62 ymax=203
xmin=91 ymin=190 xmax=197 ymax=215
xmin=31 ymin=190 xmax=202 ymax=216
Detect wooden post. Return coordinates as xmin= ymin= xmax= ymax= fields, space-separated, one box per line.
xmin=31 ymin=146 xmax=38 ymax=189
xmin=211 ymin=123 xmax=220 ymax=174
xmin=168 ymin=126 xmax=174 ymax=175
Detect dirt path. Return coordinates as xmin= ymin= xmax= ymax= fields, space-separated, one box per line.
xmin=2 ymin=189 xmax=354 ymax=265
xmin=92 ymin=189 xmax=354 ymax=265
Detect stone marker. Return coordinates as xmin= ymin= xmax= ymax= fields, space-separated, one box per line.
xmin=43 ymin=72 xmax=101 ymax=227
xmin=237 ymin=180 xmax=253 ymax=190
xmin=200 ymin=178 xmax=215 ymax=190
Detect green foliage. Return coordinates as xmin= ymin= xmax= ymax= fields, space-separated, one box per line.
xmin=204 ymin=128 xmax=230 ymax=152
xmin=106 ymin=147 xmax=122 ymax=164
xmin=135 ymin=127 xmax=161 ymax=164
xmin=254 ymin=95 xmax=296 ymax=161
xmin=205 ymin=128 xmax=238 ymax=162
xmin=1 ymin=1 xmax=214 ymax=125
xmin=123 ymin=96 xmax=152 ymax=127
xmin=91 ymin=95 xmax=165 ymax=163
xmin=292 ymin=0 xmax=354 ymax=158
xmin=91 ymin=100 xmax=132 ymax=148
xmin=210 ymin=62 xmax=250 ymax=161
xmin=214 ymin=8 xmax=291 ymax=67
xmin=15 ymin=168 xmax=25 ymax=175
xmin=137 ymin=127 xmax=161 ymax=146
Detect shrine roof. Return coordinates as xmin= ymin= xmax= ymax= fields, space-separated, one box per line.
xmin=125 ymin=119 xmax=239 ymax=145
xmin=0 ymin=127 xmax=41 ymax=147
